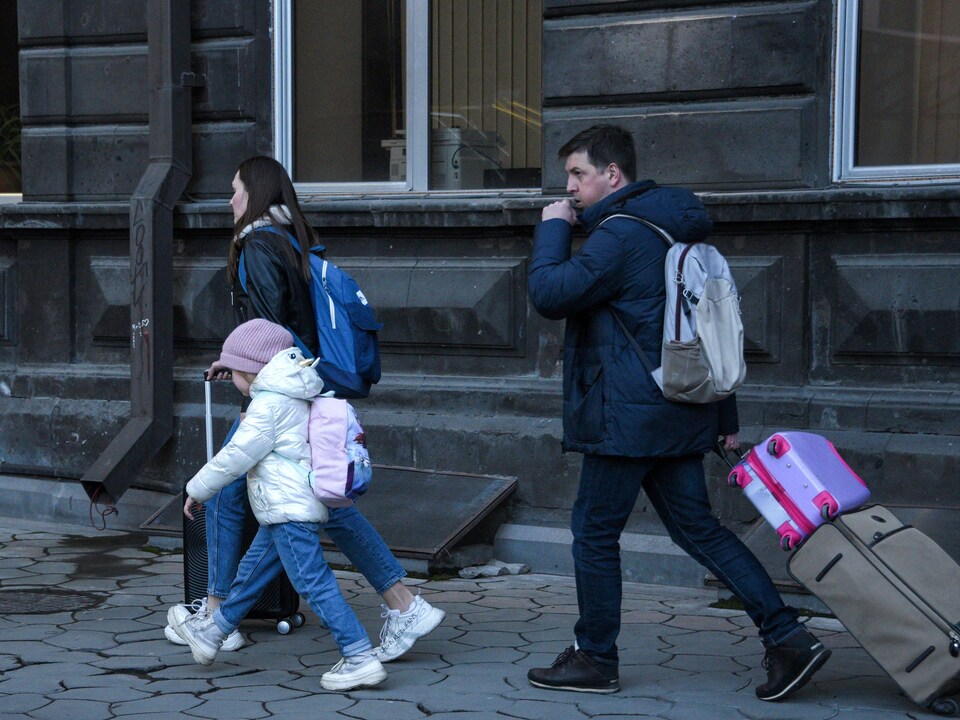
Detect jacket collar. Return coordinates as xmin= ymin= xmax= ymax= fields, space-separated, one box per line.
xmin=581 ymin=180 xmax=657 ymax=232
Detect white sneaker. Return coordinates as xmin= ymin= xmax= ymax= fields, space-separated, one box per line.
xmin=374 ymin=595 xmax=445 ymax=662
xmin=167 ymin=605 xmax=228 ymax=665
xmin=164 ymin=599 xmax=245 ymax=651
xmin=320 ymin=651 xmax=387 ymax=691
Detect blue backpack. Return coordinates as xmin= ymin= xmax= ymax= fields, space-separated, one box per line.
xmin=239 ymin=226 xmax=383 ymax=398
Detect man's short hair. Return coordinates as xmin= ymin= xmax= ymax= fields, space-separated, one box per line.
xmin=557 ymin=124 xmax=637 ymax=183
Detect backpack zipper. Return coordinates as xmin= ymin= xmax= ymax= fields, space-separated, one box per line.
xmin=321 ymin=260 xmax=336 ymax=329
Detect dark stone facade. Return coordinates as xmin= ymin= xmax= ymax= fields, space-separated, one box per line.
xmin=1 ymin=0 xmax=958 ymax=545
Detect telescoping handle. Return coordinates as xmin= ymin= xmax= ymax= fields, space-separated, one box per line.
xmin=714 ymin=439 xmax=744 ymax=470
xmin=202 ymin=371 xmax=214 ymax=462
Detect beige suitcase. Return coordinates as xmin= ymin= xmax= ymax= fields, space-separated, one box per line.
xmin=788 ymin=505 xmax=960 ymax=715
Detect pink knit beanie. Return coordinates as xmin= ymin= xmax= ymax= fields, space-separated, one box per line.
xmin=220 ymin=319 xmax=294 ymax=374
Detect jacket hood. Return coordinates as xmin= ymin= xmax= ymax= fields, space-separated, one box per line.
xmin=581 ymin=181 xmax=712 ymax=244
xmin=250 ymin=347 xmax=325 ymax=400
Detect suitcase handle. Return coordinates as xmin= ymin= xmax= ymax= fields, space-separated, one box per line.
xmin=203 ymin=371 xmax=213 ymax=461
xmin=714 ymin=440 xmax=744 ymax=470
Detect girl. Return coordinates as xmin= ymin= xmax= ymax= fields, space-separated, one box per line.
xmin=169 ymin=319 xmax=386 ymax=691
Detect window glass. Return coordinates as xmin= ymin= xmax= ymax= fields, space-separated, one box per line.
xmin=289 ymin=0 xmax=541 ymax=190
xmin=0 ymin=1 xmax=20 ymax=194
xmin=293 ymin=0 xmax=406 ymax=184
xmin=428 ymin=0 xmax=541 ymax=190
xmin=857 ymin=0 xmax=960 ymax=167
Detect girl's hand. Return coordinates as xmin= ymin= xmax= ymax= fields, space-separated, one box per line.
xmin=183 ymin=495 xmax=202 ymax=521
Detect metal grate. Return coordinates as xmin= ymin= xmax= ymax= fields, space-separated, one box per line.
xmin=0 ymin=588 xmax=106 ymax=614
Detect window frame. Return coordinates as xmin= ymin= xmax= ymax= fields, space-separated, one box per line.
xmin=834 ymin=0 xmax=960 ymax=185
xmin=273 ymin=0 xmax=430 ymax=193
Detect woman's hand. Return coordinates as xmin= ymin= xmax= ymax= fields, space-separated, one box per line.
xmin=205 ymin=359 xmax=232 ymax=381
xmin=183 ymin=495 xmax=202 ymax=521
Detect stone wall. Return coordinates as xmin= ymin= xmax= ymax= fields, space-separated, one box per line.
xmin=1 ymin=0 xmax=958 ymax=548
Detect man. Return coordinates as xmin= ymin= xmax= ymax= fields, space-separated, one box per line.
xmin=526 ymin=125 xmax=830 ymax=700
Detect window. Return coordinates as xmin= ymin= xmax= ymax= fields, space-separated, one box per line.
xmin=0 ymin=1 xmax=20 ymax=196
xmin=835 ymin=0 xmax=960 ymax=183
xmin=274 ymin=0 xmax=542 ymax=193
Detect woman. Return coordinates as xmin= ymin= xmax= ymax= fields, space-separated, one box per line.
xmin=165 ymin=156 xmax=443 ymax=662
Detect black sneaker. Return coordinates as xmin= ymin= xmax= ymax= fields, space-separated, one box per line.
xmin=756 ymin=631 xmax=832 ymax=701
xmin=527 ymin=646 xmax=620 ymax=694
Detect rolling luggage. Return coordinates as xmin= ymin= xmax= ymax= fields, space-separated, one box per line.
xmin=788 ymin=505 xmax=960 ymax=716
xmin=726 ymin=431 xmax=870 ymax=550
xmin=182 ymin=374 xmax=304 ymax=634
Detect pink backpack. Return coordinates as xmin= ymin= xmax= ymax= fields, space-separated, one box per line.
xmin=305 ymin=397 xmax=372 ymax=507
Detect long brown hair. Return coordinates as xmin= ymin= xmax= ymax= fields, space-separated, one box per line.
xmin=226 ymin=156 xmax=320 ymax=284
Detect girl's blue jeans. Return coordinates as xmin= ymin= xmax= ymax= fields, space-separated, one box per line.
xmin=212 ymin=520 xmax=371 ymax=657
xmin=204 ymin=416 xmax=406 ymax=599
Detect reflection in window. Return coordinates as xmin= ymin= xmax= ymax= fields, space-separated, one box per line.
xmin=294 ymin=0 xmax=405 ymax=183
xmin=857 ymin=0 xmax=960 ymax=167
xmin=290 ymin=0 xmax=541 ymax=190
xmin=429 ymin=0 xmax=541 ymax=190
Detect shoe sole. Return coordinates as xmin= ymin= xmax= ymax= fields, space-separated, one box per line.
xmin=166 ymin=606 xmax=219 ymax=666
xmin=375 ymin=607 xmax=446 ymax=663
xmin=757 ymin=647 xmax=832 ymax=702
xmin=164 ymin=623 xmax=245 ymax=651
xmin=320 ymin=665 xmax=388 ymax=692
xmin=528 ymin=678 xmax=620 ymax=694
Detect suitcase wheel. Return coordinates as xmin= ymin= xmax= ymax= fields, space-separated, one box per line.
xmin=727 ymin=469 xmax=742 ymax=488
xmin=276 ymin=618 xmax=293 ymax=635
xmin=293 ymin=612 xmax=306 ymax=628
xmin=820 ymin=503 xmax=832 ymax=521
xmin=779 ymin=529 xmax=803 ymax=551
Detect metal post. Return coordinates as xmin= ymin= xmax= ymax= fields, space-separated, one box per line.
xmin=81 ymin=0 xmax=196 ymax=504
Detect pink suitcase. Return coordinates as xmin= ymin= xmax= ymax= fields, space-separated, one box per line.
xmin=726 ymin=431 xmax=870 ymax=551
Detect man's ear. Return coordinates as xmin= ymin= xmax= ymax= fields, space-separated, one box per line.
xmin=606 ymin=163 xmax=624 ymax=188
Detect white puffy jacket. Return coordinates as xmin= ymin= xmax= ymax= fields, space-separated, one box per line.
xmin=186 ymin=347 xmax=328 ymax=525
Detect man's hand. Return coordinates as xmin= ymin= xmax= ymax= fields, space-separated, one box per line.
xmin=541 ymin=199 xmax=577 ymax=225
xmin=183 ymin=495 xmax=202 ymax=521
xmin=722 ymin=433 xmax=741 ymax=451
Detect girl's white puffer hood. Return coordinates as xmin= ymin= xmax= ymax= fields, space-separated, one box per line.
xmin=250 ymin=346 xmax=325 ymax=401
xmin=186 ymin=347 xmax=328 ymax=526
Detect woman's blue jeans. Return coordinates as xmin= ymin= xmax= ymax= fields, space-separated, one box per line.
xmin=204 ymin=416 xmax=405 ymax=599
xmin=572 ymin=453 xmax=802 ymax=664
xmin=212 ymin=521 xmax=371 ymax=657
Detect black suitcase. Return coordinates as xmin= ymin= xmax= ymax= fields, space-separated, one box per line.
xmin=181 ymin=375 xmax=304 ymax=634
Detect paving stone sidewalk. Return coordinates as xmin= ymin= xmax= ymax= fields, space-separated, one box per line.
xmin=0 ymin=518 xmax=940 ymax=719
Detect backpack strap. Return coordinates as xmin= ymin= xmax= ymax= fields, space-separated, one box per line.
xmin=238 ymin=225 xmax=319 ymax=362
xmin=597 ymin=213 xmax=675 ymax=248
xmin=673 ymin=244 xmax=697 ymax=342
xmin=600 ymin=213 xmax=674 ymax=377
xmin=610 ymin=308 xmax=657 ymax=376
xmin=599 ymin=213 xmax=698 ymax=344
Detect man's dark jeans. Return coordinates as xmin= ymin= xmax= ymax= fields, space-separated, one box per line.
xmin=571 ymin=453 xmax=802 ymax=664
